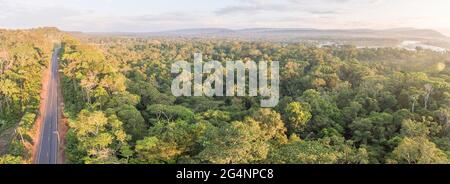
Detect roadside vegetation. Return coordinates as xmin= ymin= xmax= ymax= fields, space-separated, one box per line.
xmin=0 ymin=28 xmax=63 ymax=163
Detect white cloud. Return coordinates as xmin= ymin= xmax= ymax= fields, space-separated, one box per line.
xmin=0 ymin=0 xmax=449 ymax=33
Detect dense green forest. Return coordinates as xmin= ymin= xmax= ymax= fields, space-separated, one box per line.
xmin=60 ymin=36 xmax=449 ymax=164
xmin=0 ymin=28 xmax=63 ymax=163
xmin=0 ymin=28 xmax=448 ymax=164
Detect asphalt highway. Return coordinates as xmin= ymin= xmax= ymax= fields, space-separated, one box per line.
xmin=36 ymin=47 xmax=60 ymax=164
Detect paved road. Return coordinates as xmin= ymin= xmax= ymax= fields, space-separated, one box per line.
xmin=36 ymin=47 xmax=60 ymax=164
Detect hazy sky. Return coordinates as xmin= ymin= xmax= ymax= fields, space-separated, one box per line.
xmin=1 ymin=0 xmax=450 ymax=35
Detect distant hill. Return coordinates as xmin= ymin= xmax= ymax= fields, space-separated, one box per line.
xmin=83 ymin=27 xmax=450 ymax=50
xmin=114 ymin=27 xmax=447 ymax=39
xmin=157 ymin=28 xmax=235 ymax=36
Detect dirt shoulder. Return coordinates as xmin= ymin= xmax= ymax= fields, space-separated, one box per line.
xmin=31 ymin=57 xmax=51 ymax=163
xmin=57 ymin=64 xmax=68 ymax=164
